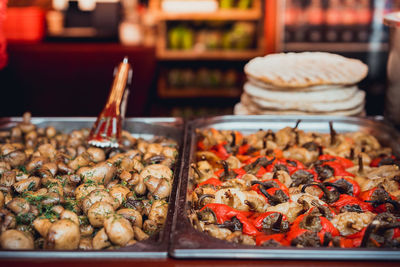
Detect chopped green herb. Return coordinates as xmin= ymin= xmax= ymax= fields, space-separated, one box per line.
xmin=18 ymin=165 xmax=28 ymax=174
xmin=27 ymin=181 xmax=36 ymax=191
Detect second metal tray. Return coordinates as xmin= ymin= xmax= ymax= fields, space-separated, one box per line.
xmin=170 ymin=115 xmax=400 ymax=260
xmin=0 ymin=117 xmax=184 ymax=259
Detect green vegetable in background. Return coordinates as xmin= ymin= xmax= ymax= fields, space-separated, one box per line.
xmin=220 ymin=0 xmax=234 ymax=9
xmin=238 ymin=0 xmax=252 ymax=9
xmin=181 ymin=28 xmax=194 ymax=50
xmin=168 ymin=27 xmax=181 ymax=50
xmin=168 ymin=25 xmax=194 ymax=50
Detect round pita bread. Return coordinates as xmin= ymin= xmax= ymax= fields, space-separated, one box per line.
xmin=247 ymin=76 xmax=345 ymax=92
xmin=234 ymin=102 xmax=365 ymax=116
xmin=241 ymin=90 xmax=365 ymax=112
xmin=244 ymin=82 xmax=359 ymax=103
xmin=245 ymin=52 xmax=368 ymax=88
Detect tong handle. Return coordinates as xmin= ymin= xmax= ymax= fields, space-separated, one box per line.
xmin=105 ymin=57 xmax=132 ymax=113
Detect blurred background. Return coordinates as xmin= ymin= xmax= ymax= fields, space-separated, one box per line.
xmin=0 ymin=0 xmax=399 ymax=118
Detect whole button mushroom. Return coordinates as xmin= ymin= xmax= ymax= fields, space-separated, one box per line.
xmin=45 ymin=219 xmax=80 ymax=250
xmin=81 ymin=189 xmax=118 ymax=214
xmin=87 ymin=201 xmax=114 ymax=227
xmin=1 ymin=229 xmax=34 ymax=250
xmin=77 ymin=162 xmax=116 ymax=185
xmin=104 ymin=214 xmax=134 ymax=247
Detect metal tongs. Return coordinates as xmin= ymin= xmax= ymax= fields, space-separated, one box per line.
xmin=88 ymin=57 xmax=132 ymax=148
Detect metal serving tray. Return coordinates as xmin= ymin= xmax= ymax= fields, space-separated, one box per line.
xmin=0 ymin=117 xmax=184 ymax=259
xmin=170 ymin=115 xmax=400 ymax=260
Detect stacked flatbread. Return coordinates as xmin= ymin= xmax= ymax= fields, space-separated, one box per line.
xmin=234 ymin=52 xmax=368 ymax=116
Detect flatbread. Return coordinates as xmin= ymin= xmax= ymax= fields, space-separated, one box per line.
xmin=234 ymin=102 xmax=365 ymax=116
xmin=245 ymin=52 xmax=368 ymax=88
xmin=241 ymin=90 xmax=365 ymax=112
xmin=244 ymin=82 xmax=359 ymax=103
xmin=247 ymin=76 xmax=343 ymax=92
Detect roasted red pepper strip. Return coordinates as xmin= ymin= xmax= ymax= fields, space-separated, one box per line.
xmin=233 ymin=168 xmax=247 ymax=179
xmin=329 ymin=194 xmax=373 ymax=213
xmin=317 ymin=216 xmax=340 ymax=243
xmin=197 ymin=140 xmax=207 ymax=151
xmin=370 ymin=155 xmax=396 ymax=167
xmin=238 ymin=143 xmax=250 ymax=155
xmin=197 ymin=178 xmax=222 ymax=188
xmin=210 ymin=142 xmax=230 ymax=160
xmin=256 ymin=233 xmax=288 ymax=246
xmin=255 ymin=167 xmax=267 ymax=178
xmin=318 ymin=154 xmax=355 ymax=169
xmin=321 ymin=161 xmax=355 ymax=177
xmin=286 ymin=214 xmax=339 ymax=244
xmin=335 ymin=236 xmax=361 ymax=248
xmin=200 ymin=203 xmax=259 ymax=236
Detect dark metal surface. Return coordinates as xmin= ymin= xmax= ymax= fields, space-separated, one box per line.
xmin=170 ymin=115 xmax=400 ymax=260
xmin=0 ymin=117 xmax=184 ymax=259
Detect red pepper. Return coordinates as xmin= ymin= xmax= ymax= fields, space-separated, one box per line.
xmin=317 ymin=216 xmax=340 ymax=243
xmin=286 ymin=214 xmax=339 ymax=245
xmin=238 ymin=143 xmax=250 ymax=155
xmin=318 ymin=154 xmax=354 ymax=169
xmin=197 ymin=140 xmax=207 ymax=151
xmin=370 ymin=155 xmax=396 ymax=167
xmin=321 ymin=161 xmax=355 ymax=177
xmin=210 ymin=142 xmax=230 ymax=160
xmin=326 ymin=177 xmax=361 ymax=197
xmin=233 ymin=168 xmax=247 ymax=179
xmin=335 ymin=236 xmax=362 ymax=248
xmin=214 ymin=169 xmax=225 ymax=178
xmin=265 ymin=158 xmax=305 ymax=175
xmin=359 ymin=188 xmax=397 ymax=213
xmin=197 ymin=178 xmax=222 ymax=188
xmin=255 ymin=167 xmax=267 ymax=178
xmin=338 ymin=227 xmax=368 ymax=248
xmin=251 ymin=179 xmax=290 ymax=199
xmin=329 ymin=194 xmax=373 ymax=213
xmin=256 ymin=233 xmax=288 ymax=246
xmin=200 ymin=203 xmax=259 ymax=236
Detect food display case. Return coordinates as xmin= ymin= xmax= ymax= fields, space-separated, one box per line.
xmin=170 ymin=115 xmax=400 ymax=259
xmin=0 ymin=117 xmax=184 ymax=259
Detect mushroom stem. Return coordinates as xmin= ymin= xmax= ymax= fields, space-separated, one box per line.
xmin=265 ymin=130 xmax=276 ymax=142
xmin=271 ymin=213 xmax=283 ymax=233
xmin=230 ymin=132 xmax=236 ymax=148
xmin=294 ymin=130 xmax=299 ymax=146
xmin=197 ymin=194 xmax=215 ymax=208
xmin=259 ymin=185 xmax=281 ymax=205
xmin=190 ymin=163 xmax=203 ymax=179
xmin=329 ymin=121 xmax=337 ymax=146
xmin=221 ymin=160 xmax=230 ymax=180
xmin=358 ymin=154 xmax=364 ymax=174
xmin=349 ymin=148 xmax=355 ymax=160
xmin=318 ymin=146 xmax=324 ymax=156
xmin=296 ymin=199 xmax=310 ymax=217
xmin=294 ymin=120 xmax=301 ymax=131
xmin=302 ymin=182 xmax=339 ymax=204
xmin=262 ymin=136 xmax=267 ymax=150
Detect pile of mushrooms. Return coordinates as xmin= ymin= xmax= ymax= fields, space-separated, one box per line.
xmin=0 ymin=112 xmax=178 ymax=250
